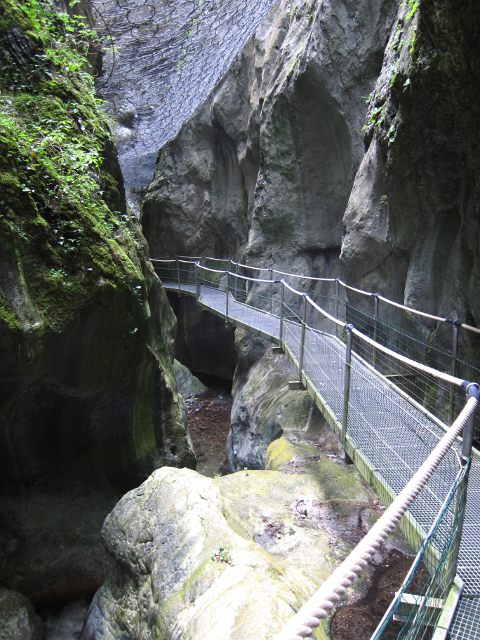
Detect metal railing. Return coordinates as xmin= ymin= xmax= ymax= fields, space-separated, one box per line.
xmin=274 ymin=394 xmax=478 ymax=640
xmin=152 ymin=256 xmax=480 ymax=440
xmin=151 ymin=256 xmax=480 ymax=639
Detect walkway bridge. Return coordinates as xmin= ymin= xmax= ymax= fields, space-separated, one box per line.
xmin=153 ymin=256 xmax=480 ymax=640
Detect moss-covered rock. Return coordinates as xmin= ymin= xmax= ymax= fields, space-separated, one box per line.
xmin=228 ymin=342 xmax=336 ymax=471
xmin=82 ymin=463 xmax=374 ymax=640
xmin=0 ymin=0 xmax=194 ymax=607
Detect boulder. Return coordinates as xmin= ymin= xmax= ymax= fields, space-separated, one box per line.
xmin=173 ymin=359 xmax=207 ymax=399
xmin=82 ymin=458 xmax=374 ymax=640
xmin=0 ymin=589 xmax=42 ymax=640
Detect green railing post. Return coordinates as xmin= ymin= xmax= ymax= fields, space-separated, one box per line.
xmin=279 ymin=281 xmax=285 ymax=347
xmin=372 ymin=293 xmax=379 ymax=367
xmin=443 ymin=463 xmax=470 ymax=593
xmin=342 ymin=324 xmax=354 ymax=463
xmin=176 ymin=257 xmax=181 ymax=290
xmin=298 ymin=294 xmax=307 ymax=380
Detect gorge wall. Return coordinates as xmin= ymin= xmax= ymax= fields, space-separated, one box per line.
xmin=142 ymin=0 xmax=480 ymax=350
xmin=0 ymin=0 xmax=193 ymax=614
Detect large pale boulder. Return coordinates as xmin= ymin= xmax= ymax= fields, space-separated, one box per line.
xmin=82 ymin=456 xmax=374 ymax=640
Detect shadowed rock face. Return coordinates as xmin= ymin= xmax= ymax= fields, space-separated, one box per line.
xmin=141 ymin=0 xmax=395 ymax=273
xmin=0 ymin=0 xmax=194 ymax=608
xmin=341 ymin=0 xmax=480 ymax=337
xmin=168 ymin=293 xmax=237 ymax=382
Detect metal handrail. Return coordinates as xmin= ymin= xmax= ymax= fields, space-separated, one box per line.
xmin=152 ymin=254 xmax=480 ymax=638
xmin=274 ymin=393 xmax=479 ymax=640
xmin=153 ymin=255 xmax=479 ymax=336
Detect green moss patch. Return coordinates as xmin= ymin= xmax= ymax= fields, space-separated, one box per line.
xmin=0 ymin=0 xmax=144 ymax=331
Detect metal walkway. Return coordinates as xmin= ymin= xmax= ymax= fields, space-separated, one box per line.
xmin=157 ymin=262 xmax=480 ymax=640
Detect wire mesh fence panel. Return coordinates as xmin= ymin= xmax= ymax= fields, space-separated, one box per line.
xmin=372 ymin=463 xmax=470 ymax=640
xmin=152 ymin=255 xmax=480 ymax=639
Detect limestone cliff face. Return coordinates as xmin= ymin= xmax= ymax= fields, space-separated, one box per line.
xmin=142 ymin=0 xmax=396 ymax=277
xmin=143 ymin=0 xmax=480 ymax=338
xmin=0 ymin=0 xmax=193 ymax=607
xmin=341 ymin=0 xmax=480 ymax=358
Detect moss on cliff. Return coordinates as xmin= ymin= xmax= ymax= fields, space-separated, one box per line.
xmin=0 ymin=0 xmax=142 ymax=331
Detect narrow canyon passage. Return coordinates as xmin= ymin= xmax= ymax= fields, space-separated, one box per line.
xmin=3 ymin=0 xmax=480 ymax=637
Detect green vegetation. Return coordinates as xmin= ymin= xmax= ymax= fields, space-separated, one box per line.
xmin=0 ymin=0 xmax=143 ymax=331
xmin=210 ymin=546 xmax=232 ymax=564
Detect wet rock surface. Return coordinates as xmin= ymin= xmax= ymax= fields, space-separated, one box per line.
xmin=0 ymin=589 xmax=42 ymax=640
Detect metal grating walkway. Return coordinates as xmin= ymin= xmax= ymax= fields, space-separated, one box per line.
xmin=164 ymin=281 xmax=480 ymax=638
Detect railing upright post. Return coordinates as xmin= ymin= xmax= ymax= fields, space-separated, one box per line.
xmin=269 ymin=269 xmax=273 ymax=314
xmin=342 ymin=324 xmax=354 ymax=463
xmin=448 ymin=321 xmax=461 ymax=422
xmin=279 ymin=281 xmax=285 ymax=347
xmin=461 ymin=383 xmax=479 ymax=462
xmin=445 ymin=383 xmax=480 ymax=588
xmin=335 ymin=279 xmax=341 ymax=337
xmin=225 ymin=270 xmax=229 ymax=323
xmin=195 ymin=262 xmax=200 ymax=299
xmin=298 ymin=294 xmax=307 ymax=381
xmin=176 ymin=257 xmax=181 ymax=290
xmin=372 ymin=293 xmax=379 ymax=367
xmin=234 ymin=260 xmax=239 ymax=301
